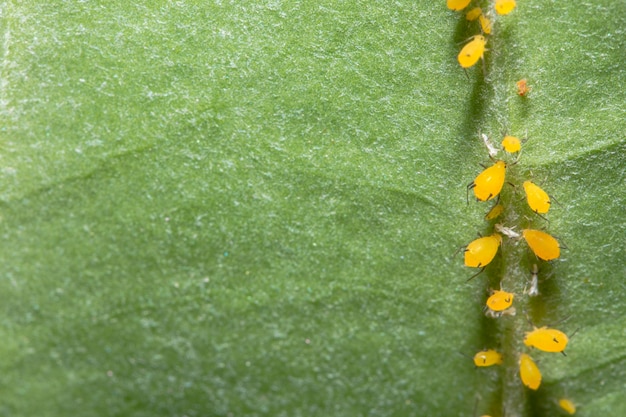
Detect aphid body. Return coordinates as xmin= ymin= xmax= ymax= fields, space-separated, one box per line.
xmin=479 ymin=14 xmax=492 ymax=35
xmin=516 ymin=79 xmax=530 ymax=96
xmin=447 ymin=0 xmax=471 ymax=11
xmin=559 ymin=398 xmax=576 ymax=415
xmin=464 ymin=233 xmax=502 ymax=268
xmin=495 ymin=0 xmax=516 ymax=15
xmin=458 ymin=35 xmax=486 ymax=69
xmin=523 ymin=181 xmax=551 ymax=214
xmin=485 ymin=203 xmax=504 ymax=220
xmin=501 ymin=136 xmax=521 ymax=153
xmin=519 ymin=353 xmax=542 ymax=390
xmin=468 ymin=160 xmax=506 ymax=201
xmin=465 ymin=7 xmax=482 ymax=21
xmin=473 ymin=349 xmax=503 ymax=367
xmin=522 ymin=229 xmax=560 ymax=260
xmin=524 ymin=326 xmax=569 ymax=353
xmin=486 ymin=289 xmax=514 ymax=312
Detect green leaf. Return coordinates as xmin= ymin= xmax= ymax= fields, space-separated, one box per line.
xmin=0 ymin=1 xmax=624 ymax=416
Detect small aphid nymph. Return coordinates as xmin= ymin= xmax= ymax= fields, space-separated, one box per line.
xmin=485 ymin=203 xmax=504 ymax=220
xmin=524 ymin=326 xmax=569 ymax=353
xmin=519 ymin=353 xmax=542 ymax=390
xmin=465 ymin=7 xmax=482 ymax=21
xmin=468 ymin=160 xmax=507 ymax=202
xmin=558 ymin=398 xmax=576 ymax=415
xmin=501 ymin=136 xmax=521 ymax=153
xmin=464 ymin=233 xmax=502 ymax=268
xmin=473 ymin=349 xmax=503 ymax=367
xmin=522 ymin=229 xmax=560 ymax=261
xmin=523 ymin=181 xmax=551 ymax=214
xmin=479 ymin=14 xmax=492 ymax=35
xmin=495 ymin=0 xmax=516 ymax=15
xmin=486 ymin=289 xmax=514 ymax=312
xmin=447 ymin=0 xmax=471 ymax=11
xmin=516 ymin=79 xmax=530 ymax=96
xmin=458 ymin=35 xmax=487 ymax=69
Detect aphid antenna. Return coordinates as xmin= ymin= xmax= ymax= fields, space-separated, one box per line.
xmin=466 ymin=181 xmax=476 ymax=205
xmin=452 ymin=245 xmax=467 ymax=259
xmin=463 ymin=67 xmax=470 ymax=81
xmin=466 ymin=266 xmax=486 ymax=282
xmin=550 ymin=194 xmax=561 ymax=206
xmin=457 ymin=350 xmax=473 ymax=360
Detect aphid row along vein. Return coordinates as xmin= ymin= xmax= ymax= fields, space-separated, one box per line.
xmin=447 ymin=1 xmax=577 ymax=415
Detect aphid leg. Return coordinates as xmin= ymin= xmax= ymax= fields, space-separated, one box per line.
xmin=466 ymin=266 xmax=486 ymax=282
xmin=452 ymin=245 xmax=467 ymax=258
xmin=466 ymin=182 xmax=476 ymax=204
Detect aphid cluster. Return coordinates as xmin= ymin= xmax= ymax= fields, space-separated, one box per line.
xmin=447 ymin=1 xmax=577 ymax=414
xmin=463 ymin=129 xmax=574 ymax=413
xmin=448 ymin=0 xmax=516 ymax=70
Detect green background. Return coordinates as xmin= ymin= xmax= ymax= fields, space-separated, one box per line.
xmin=0 ymin=1 xmax=624 ymax=416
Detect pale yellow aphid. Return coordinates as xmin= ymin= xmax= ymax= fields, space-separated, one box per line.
xmin=468 ymin=160 xmax=506 ymax=201
xmin=486 ymin=289 xmax=514 ymax=312
xmin=523 ymin=181 xmax=551 ymax=214
xmin=519 ymin=353 xmax=542 ymax=390
xmin=465 ymin=7 xmax=482 ymax=21
xmin=473 ymin=349 xmax=503 ymax=367
xmin=447 ymin=0 xmax=471 ymax=11
xmin=464 ymin=233 xmax=502 ymax=268
xmin=501 ymin=136 xmax=521 ymax=153
xmin=479 ymin=14 xmax=492 ymax=35
xmin=522 ymin=229 xmax=560 ymax=261
xmin=559 ymin=398 xmax=576 ymax=415
xmin=458 ymin=35 xmax=487 ymax=69
xmin=495 ymin=0 xmax=517 ymax=15
xmin=485 ymin=203 xmax=504 ymax=220
xmin=524 ymin=326 xmax=569 ymax=353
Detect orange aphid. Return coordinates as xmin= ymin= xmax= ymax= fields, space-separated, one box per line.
xmin=516 ymin=79 xmax=530 ymax=96
xmin=524 ymin=326 xmax=569 ymax=353
xmin=522 ymin=229 xmax=560 ymax=261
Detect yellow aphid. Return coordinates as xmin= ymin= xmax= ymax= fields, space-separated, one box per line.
xmin=501 ymin=136 xmax=521 ymax=153
xmin=495 ymin=0 xmax=517 ymax=15
xmin=524 ymin=326 xmax=569 ymax=353
xmin=523 ymin=181 xmax=551 ymax=214
xmin=468 ymin=160 xmax=506 ymax=201
xmin=519 ymin=353 xmax=541 ymax=390
xmin=479 ymin=14 xmax=492 ymax=35
xmin=486 ymin=289 xmax=514 ymax=312
xmin=559 ymin=398 xmax=576 ymax=415
xmin=447 ymin=0 xmax=471 ymax=11
xmin=464 ymin=234 xmax=502 ymax=268
xmin=458 ymin=35 xmax=487 ymax=69
xmin=473 ymin=349 xmax=503 ymax=367
xmin=485 ymin=203 xmax=504 ymax=220
xmin=522 ymin=229 xmax=560 ymax=261
xmin=466 ymin=7 xmax=482 ymax=21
